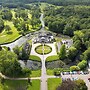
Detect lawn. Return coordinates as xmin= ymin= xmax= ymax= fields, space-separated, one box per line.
xmin=46 ymin=55 xmax=59 ymax=62
xmin=0 ymin=21 xmax=21 ymax=44
xmin=47 ymin=69 xmax=54 ymax=75
xmin=29 ymin=55 xmax=41 ymax=61
xmin=48 ymin=78 xmax=62 ymax=90
xmin=30 ymin=70 xmax=41 ymax=77
xmin=0 ymin=79 xmax=40 ymax=90
xmin=35 ymin=45 xmax=52 ymax=55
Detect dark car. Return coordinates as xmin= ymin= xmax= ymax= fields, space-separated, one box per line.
xmin=88 ymin=78 xmax=90 ymax=82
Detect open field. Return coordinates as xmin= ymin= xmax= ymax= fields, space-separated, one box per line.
xmin=0 ymin=79 xmax=40 ymax=90
xmin=0 ymin=21 xmax=21 ymax=44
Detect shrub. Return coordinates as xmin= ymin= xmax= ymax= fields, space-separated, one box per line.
xmin=53 ymin=68 xmax=61 ymax=76
xmin=70 ymin=66 xmax=80 ymax=71
xmin=77 ymin=60 xmax=87 ymax=70
xmin=22 ymin=68 xmax=31 ymax=77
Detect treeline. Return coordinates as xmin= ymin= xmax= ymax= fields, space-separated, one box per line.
xmin=1 ymin=0 xmax=90 ymax=6
xmin=0 ymin=4 xmax=41 ymax=35
xmin=44 ymin=5 xmax=90 ymax=36
xmin=46 ymin=0 xmax=90 ymax=6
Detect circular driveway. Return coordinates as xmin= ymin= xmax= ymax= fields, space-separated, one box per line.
xmin=30 ymin=42 xmax=57 ymax=60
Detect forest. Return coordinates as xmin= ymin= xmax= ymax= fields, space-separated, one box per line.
xmin=1 ymin=0 xmax=90 ymax=8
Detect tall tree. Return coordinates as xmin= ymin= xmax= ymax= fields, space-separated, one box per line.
xmin=59 ymin=44 xmax=66 ymax=60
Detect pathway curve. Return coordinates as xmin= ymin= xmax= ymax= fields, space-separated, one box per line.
xmin=0 ymin=14 xmax=45 ymax=51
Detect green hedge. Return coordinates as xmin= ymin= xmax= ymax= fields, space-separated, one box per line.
xmin=29 ymin=55 xmax=41 ymax=61
xmin=46 ymin=55 xmax=59 ymax=62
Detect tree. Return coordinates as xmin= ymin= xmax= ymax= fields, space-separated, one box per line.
xmin=0 ymin=19 xmax=4 ymax=32
xmin=57 ymin=79 xmax=87 ymax=90
xmin=73 ymin=40 xmax=82 ymax=50
xmin=4 ymin=25 xmax=11 ymax=32
xmin=77 ymin=60 xmax=87 ymax=70
xmin=0 ymin=50 xmax=22 ymax=77
xmin=67 ymin=46 xmax=78 ymax=60
xmin=63 ymin=24 xmax=74 ymax=36
xmin=59 ymin=44 xmax=66 ymax=60
xmin=75 ymin=79 xmax=87 ymax=90
xmin=13 ymin=46 xmax=20 ymax=55
xmin=57 ymin=79 xmax=77 ymax=90
xmin=2 ymin=10 xmax=12 ymax=20
xmin=21 ymin=48 xmax=29 ymax=60
xmin=81 ymin=47 xmax=90 ymax=60
xmin=22 ymin=68 xmax=31 ymax=77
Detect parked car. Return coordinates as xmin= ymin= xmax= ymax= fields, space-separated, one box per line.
xmin=84 ymin=71 xmax=89 ymax=74
xmin=88 ymin=78 xmax=90 ymax=82
xmin=73 ymin=71 xmax=77 ymax=74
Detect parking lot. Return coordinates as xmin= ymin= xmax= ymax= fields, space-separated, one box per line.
xmin=61 ymin=71 xmax=90 ymax=90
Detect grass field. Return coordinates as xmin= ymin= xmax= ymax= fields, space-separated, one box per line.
xmin=47 ymin=69 xmax=54 ymax=75
xmin=0 ymin=21 xmax=21 ymax=44
xmin=0 ymin=79 xmax=40 ymax=90
xmin=48 ymin=78 xmax=62 ymax=90
xmin=46 ymin=55 xmax=59 ymax=62
xmin=29 ymin=55 xmax=41 ymax=61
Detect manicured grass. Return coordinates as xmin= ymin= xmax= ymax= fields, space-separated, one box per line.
xmin=48 ymin=78 xmax=62 ymax=90
xmin=0 ymin=79 xmax=40 ymax=90
xmin=30 ymin=70 xmax=41 ymax=77
xmin=35 ymin=45 xmax=52 ymax=55
xmin=46 ymin=55 xmax=59 ymax=62
xmin=29 ymin=55 xmax=41 ymax=61
xmin=47 ymin=69 xmax=54 ymax=75
xmin=0 ymin=21 xmax=21 ymax=44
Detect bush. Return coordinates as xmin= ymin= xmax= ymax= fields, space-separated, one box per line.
xmin=53 ymin=68 xmax=61 ymax=76
xmin=70 ymin=66 xmax=80 ymax=71
xmin=77 ymin=60 xmax=87 ymax=70
xmin=22 ymin=68 xmax=31 ymax=77
xmin=29 ymin=55 xmax=41 ymax=61
xmin=46 ymin=55 xmax=59 ymax=62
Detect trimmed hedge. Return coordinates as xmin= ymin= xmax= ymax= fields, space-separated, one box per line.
xmin=46 ymin=55 xmax=59 ymax=62
xmin=29 ymin=55 xmax=41 ymax=61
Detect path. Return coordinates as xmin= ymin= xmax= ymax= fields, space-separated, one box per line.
xmin=0 ymin=14 xmax=45 ymax=51
xmin=41 ymin=44 xmax=47 ymax=90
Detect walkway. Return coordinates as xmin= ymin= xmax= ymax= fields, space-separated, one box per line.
xmin=41 ymin=44 xmax=47 ymax=90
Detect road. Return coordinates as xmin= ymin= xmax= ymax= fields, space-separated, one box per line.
xmin=1 ymin=13 xmax=44 ymax=51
